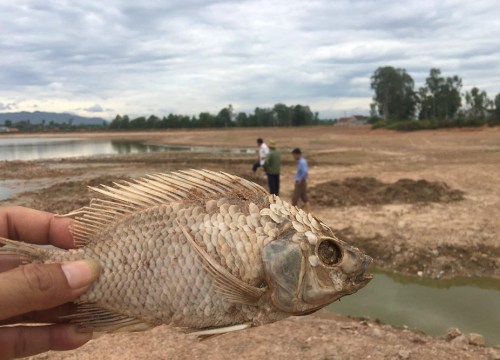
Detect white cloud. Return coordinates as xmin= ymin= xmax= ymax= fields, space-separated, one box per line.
xmin=84 ymin=104 xmax=105 ymax=113
xmin=0 ymin=103 xmax=13 ymax=110
xmin=0 ymin=0 xmax=499 ymax=119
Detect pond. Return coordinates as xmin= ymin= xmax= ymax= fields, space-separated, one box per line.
xmin=0 ymin=137 xmax=254 ymax=199
xmin=0 ymin=137 xmax=255 ymax=162
xmin=327 ymin=270 xmax=500 ymax=346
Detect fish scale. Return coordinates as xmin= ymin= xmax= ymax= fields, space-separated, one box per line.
xmin=0 ymin=169 xmax=372 ymax=336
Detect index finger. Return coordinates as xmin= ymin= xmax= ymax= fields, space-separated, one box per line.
xmin=0 ymin=303 xmax=76 ymax=326
xmin=0 ymin=206 xmax=74 ymax=249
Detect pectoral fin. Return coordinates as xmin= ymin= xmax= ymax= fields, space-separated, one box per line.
xmin=64 ymin=304 xmax=154 ymax=333
xmin=177 ymin=221 xmax=265 ymax=306
xmin=187 ymin=323 xmax=251 ymax=339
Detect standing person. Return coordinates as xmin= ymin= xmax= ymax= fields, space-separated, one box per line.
xmin=263 ymin=141 xmax=281 ymax=196
xmin=291 ymin=148 xmax=309 ymax=210
xmin=252 ymin=138 xmax=269 ymax=172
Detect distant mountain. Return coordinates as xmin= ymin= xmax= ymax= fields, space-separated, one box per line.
xmin=0 ymin=111 xmax=107 ymax=126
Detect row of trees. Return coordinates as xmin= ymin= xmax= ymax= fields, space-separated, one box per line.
xmin=370 ymin=66 xmax=500 ymax=128
xmin=109 ymin=104 xmax=321 ymax=130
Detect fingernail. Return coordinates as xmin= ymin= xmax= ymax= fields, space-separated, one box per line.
xmin=61 ymin=260 xmax=101 ymax=289
xmin=61 ymin=325 xmax=94 ymax=348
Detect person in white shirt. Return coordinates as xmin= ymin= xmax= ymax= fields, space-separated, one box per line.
xmin=252 ymin=138 xmax=269 ymax=172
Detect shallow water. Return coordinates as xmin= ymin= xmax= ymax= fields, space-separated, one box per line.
xmin=327 ymin=270 xmax=500 ymax=346
xmin=0 ymin=137 xmax=254 ymax=161
xmin=0 ymin=186 xmax=15 ymax=200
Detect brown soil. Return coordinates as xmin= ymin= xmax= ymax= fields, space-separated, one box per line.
xmin=2 ymin=127 xmax=500 ymax=358
xmin=31 ymin=314 xmax=498 ymax=360
xmin=10 ymin=176 xmax=129 ymax=214
xmin=309 ymin=177 xmax=464 ymax=207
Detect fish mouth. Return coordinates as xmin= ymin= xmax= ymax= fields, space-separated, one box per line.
xmin=354 ymin=254 xmax=373 ymax=285
xmin=356 ymin=273 xmax=373 ymax=284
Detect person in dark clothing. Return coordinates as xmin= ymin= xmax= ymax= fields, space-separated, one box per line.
xmin=263 ymin=141 xmax=281 ymax=195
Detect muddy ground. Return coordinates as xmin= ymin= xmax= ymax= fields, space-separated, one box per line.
xmin=1 ymin=126 xmax=500 ymax=359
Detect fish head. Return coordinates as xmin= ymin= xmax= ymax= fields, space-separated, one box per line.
xmin=262 ymin=221 xmax=372 ymax=315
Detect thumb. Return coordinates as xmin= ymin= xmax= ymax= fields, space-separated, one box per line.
xmin=0 ymin=260 xmax=100 ymax=321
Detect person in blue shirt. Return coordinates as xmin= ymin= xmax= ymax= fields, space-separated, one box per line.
xmin=291 ymin=148 xmax=309 ymax=210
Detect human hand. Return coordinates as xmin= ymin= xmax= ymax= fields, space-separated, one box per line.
xmin=0 ymin=206 xmax=100 ymax=360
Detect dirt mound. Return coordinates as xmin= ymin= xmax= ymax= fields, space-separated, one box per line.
xmin=309 ymin=177 xmax=464 ymax=207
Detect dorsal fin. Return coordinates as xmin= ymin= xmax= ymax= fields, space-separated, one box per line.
xmin=70 ymin=169 xmax=268 ymax=247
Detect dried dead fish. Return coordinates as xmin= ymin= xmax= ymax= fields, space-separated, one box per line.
xmin=0 ymin=170 xmax=372 ymax=336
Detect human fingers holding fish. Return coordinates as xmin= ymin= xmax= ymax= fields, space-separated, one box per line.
xmin=0 ymin=206 xmax=101 ymax=360
xmin=0 ymin=206 xmax=74 ymax=248
xmin=0 ymin=206 xmax=100 ymax=318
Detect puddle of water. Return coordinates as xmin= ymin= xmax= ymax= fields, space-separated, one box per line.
xmin=0 ymin=186 xmax=16 ymax=200
xmin=326 ymin=270 xmax=500 ymax=346
xmin=0 ymin=138 xmax=161 ymax=161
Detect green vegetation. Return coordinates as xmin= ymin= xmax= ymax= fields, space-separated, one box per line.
xmin=370 ymin=66 xmax=500 ymax=130
xmin=370 ymin=66 xmax=416 ymax=121
xmin=108 ymin=104 xmax=322 ymax=130
xmin=1 ymin=104 xmax=326 ymax=132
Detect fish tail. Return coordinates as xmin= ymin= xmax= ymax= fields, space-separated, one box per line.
xmin=0 ymin=237 xmax=50 ymax=263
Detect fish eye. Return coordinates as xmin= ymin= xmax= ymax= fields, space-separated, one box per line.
xmin=317 ymin=239 xmax=342 ymax=266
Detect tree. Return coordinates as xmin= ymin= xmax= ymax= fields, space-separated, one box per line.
xmin=291 ymin=105 xmax=314 ymax=126
xmin=216 ymin=107 xmax=232 ymax=127
xmin=146 ymin=115 xmax=160 ymax=128
xmin=370 ymin=66 xmax=416 ymax=121
xmin=465 ymin=87 xmax=491 ymax=119
xmin=273 ymin=103 xmax=292 ymax=126
xmin=418 ymin=68 xmax=462 ymax=120
xmin=235 ymin=112 xmax=249 ymax=127
xmin=254 ymin=107 xmax=274 ymax=126
xmin=198 ymin=112 xmax=215 ymax=128
xmin=109 ymin=114 xmax=130 ymax=129
xmin=4 ymin=119 xmax=12 ymax=127
xmin=129 ymin=116 xmax=146 ymax=129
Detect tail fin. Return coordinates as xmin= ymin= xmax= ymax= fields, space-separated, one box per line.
xmin=0 ymin=237 xmax=50 ymax=263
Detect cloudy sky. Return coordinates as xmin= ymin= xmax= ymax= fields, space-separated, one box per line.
xmin=1 ymin=0 xmax=499 ymax=119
